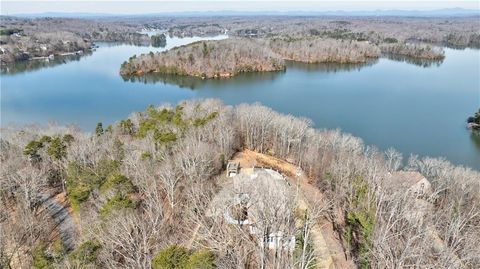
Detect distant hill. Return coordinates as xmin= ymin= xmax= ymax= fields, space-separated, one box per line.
xmin=10 ymin=8 xmax=480 ymax=19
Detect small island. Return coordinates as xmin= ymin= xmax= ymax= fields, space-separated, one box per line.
xmin=120 ymin=38 xmax=286 ymax=78
xmin=467 ymin=109 xmax=480 ymax=131
xmin=151 ymin=33 xmax=167 ymax=48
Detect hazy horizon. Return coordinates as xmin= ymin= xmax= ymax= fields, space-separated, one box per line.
xmin=1 ymin=1 xmax=479 ymax=16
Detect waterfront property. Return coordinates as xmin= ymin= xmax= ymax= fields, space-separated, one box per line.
xmin=1 ymin=37 xmax=479 ymax=170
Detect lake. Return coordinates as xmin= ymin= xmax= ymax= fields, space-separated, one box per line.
xmin=1 ymin=35 xmax=479 ymax=170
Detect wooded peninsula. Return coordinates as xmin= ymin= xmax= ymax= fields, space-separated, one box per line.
xmin=2 ymin=99 xmax=479 ymax=269
xmin=120 ymin=39 xmax=286 ymax=78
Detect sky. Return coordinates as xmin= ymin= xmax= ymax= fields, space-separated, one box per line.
xmin=1 ymin=1 xmax=479 ymax=15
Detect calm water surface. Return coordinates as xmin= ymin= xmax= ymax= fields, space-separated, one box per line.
xmin=1 ymin=36 xmax=479 ymax=170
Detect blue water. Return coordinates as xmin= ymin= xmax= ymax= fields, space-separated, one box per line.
xmin=1 ymin=36 xmax=479 ymax=169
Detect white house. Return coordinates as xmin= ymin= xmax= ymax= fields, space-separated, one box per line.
xmin=265 ymin=231 xmax=296 ymax=252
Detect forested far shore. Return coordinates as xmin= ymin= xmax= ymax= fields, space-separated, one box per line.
xmin=3 ymin=15 xmax=477 ymax=66
xmin=1 ymin=99 xmax=479 ymax=269
xmin=129 ymin=16 xmax=480 ymax=48
xmin=120 ymin=38 xmax=286 ymax=78
xmin=0 ymin=17 xmax=150 ymax=64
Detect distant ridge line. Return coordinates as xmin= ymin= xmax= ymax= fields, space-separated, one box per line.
xmin=6 ymin=8 xmax=480 ymax=19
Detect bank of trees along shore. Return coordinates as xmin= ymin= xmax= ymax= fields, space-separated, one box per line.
xmin=379 ymin=43 xmax=445 ymax=60
xmin=268 ymin=37 xmax=381 ymax=63
xmin=467 ymin=109 xmax=480 ymax=131
xmin=1 ymin=99 xmax=479 ymax=269
xmin=120 ymin=35 xmax=444 ymax=78
xmin=0 ymin=17 xmax=150 ymax=64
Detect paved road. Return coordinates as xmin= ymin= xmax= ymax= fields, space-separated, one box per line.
xmin=39 ymin=193 xmax=76 ymax=251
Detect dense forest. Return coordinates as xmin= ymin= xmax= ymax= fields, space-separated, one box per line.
xmin=129 ymin=16 xmax=480 ymax=48
xmin=1 ymin=99 xmax=479 ymax=269
xmin=268 ymin=37 xmax=381 ymax=63
xmin=151 ymin=34 xmax=167 ymax=48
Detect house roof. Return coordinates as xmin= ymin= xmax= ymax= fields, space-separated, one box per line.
xmin=384 ymin=171 xmax=430 ymax=193
xmin=227 ymin=161 xmax=240 ymax=170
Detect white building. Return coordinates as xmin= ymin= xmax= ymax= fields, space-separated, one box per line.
xmin=265 ymin=232 xmax=296 ymax=252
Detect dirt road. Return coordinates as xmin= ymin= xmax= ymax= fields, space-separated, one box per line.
xmin=232 ymin=149 xmax=355 ymax=269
